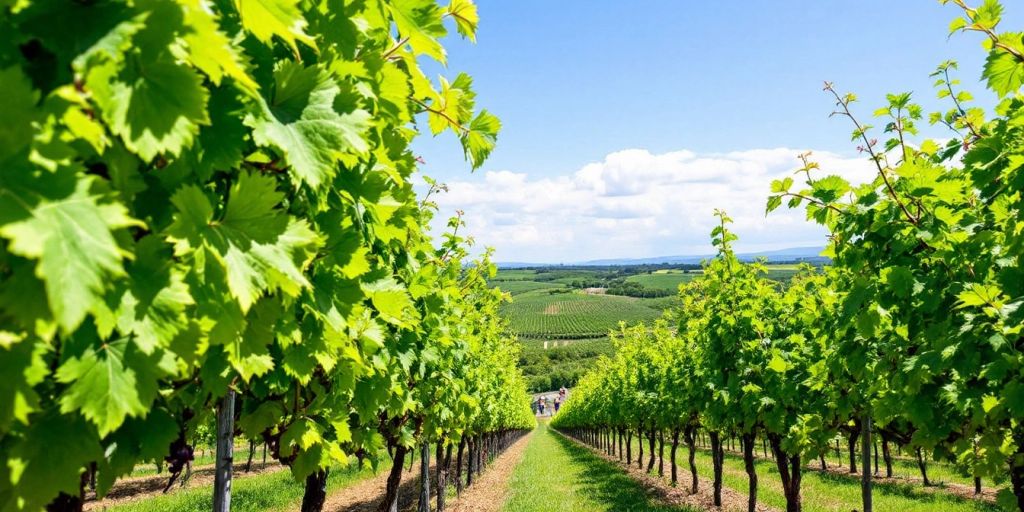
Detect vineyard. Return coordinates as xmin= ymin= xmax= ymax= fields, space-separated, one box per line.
xmin=501 ymin=291 xmax=664 ymax=340
xmin=625 ymin=271 xmax=698 ymax=291
xmin=3 ymin=0 xmax=1024 ymax=511
xmin=552 ymin=1 xmax=1024 ymax=511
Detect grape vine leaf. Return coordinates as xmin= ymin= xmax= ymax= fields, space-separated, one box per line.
xmin=167 ymin=172 xmax=320 ymax=312
xmin=447 ymin=0 xmax=479 ymax=42
xmin=177 ymin=0 xmax=259 ymax=93
xmin=248 ymin=62 xmax=371 ymax=189
xmin=55 ymin=337 xmax=166 ymax=436
xmin=115 ymin=236 xmax=193 ymax=354
xmin=4 ymin=412 xmax=102 ymax=512
xmin=362 ymin=277 xmax=417 ymax=327
xmin=227 ymin=297 xmax=280 ymax=380
xmin=234 ymin=0 xmax=317 ymax=55
xmin=388 ymin=0 xmax=447 ymax=63
xmin=0 ymin=170 xmax=138 ymax=333
xmin=96 ymin=408 xmax=178 ymax=496
xmin=983 ymin=34 xmax=1024 ymax=97
xmin=239 ymin=401 xmax=286 ymax=437
xmin=0 ymin=66 xmax=39 ymax=162
xmin=462 ymin=109 xmax=500 ymax=170
xmin=87 ymin=55 xmax=210 ymax=161
xmin=0 ymin=337 xmax=46 ymax=433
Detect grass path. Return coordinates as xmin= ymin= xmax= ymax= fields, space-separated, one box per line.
xmin=501 ymin=422 xmax=695 ymax=512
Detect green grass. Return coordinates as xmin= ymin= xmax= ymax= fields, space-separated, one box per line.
xmin=128 ymin=444 xmax=249 ymax=477
xmin=624 ymin=273 xmax=697 ymax=292
xmin=502 ymin=291 xmax=664 ymax=339
xmin=107 ymin=461 xmax=384 ymax=512
xmin=492 ymin=280 xmax=566 ymax=295
xmin=491 ymin=269 xmax=541 ymax=281
xmin=617 ymin=435 xmax=999 ymax=512
xmin=502 ymin=422 xmax=695 ymax=512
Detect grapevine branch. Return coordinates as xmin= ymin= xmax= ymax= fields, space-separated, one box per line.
xmin=824 ymin=83 xmax=919 ymax=225
xmin=950 ymin=0 xmax=1024 ymax=63
xmin=412 ymin=98 xmax=469 ymax=135
xmin=778 ymin=192 xmax=844 ymax=215
xmin=381 ymin=36 xmax=410 ymax=61
xmin=940 ymin=65 xmax=983 ymax=141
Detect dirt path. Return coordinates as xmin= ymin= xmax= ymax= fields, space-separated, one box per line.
xmin=555 ymin=430 xmax=776 ymax=512
xmin=84 ymin=461 xmax=284 ymax=510
xmin=447 ymin=433 xmax=532 ymax=512
xmin=321 ymin=434 xmax=532 ymax=512
xmin=320 ymin=455 xmax=437 ymax=512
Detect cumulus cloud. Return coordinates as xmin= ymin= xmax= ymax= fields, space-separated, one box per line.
xmin=430 ymin=148 xmax=875 ymax=263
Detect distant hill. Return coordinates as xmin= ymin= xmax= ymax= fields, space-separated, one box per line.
xmin=496 ymin=246 xmax=826 ymax=268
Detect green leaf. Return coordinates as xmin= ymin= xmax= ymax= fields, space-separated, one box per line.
xmin=87 ymin=55 xmax=210 ymax=161
xmin=167 ymin=172 xmax=320 ymax=312
xmin=881 ymin=266 xmax=915 ymax=298
xmin=227 ymin=297 xmax=280 ymax=380
xmin=0 ymin=170 xmax=138 ymax=332
xmin=983 ymin=34 xmax=1024 ymax=98
xmin=447 ymin=0 xmax=479 ymax=42
xmin=115 ymin=236 xmax=193 ymax=354
xmin=0 ymin=66 xmax=40 ymax=162
xmin=248 ymin=62 xmax=371 ymax=189
xmin=97 ymin=409 xmax=178 ymax=496
xmin=5 ymin=412 xmax=102 ymax=511
xmin=56 ymin=337 xmax=164 ymax=436
xmin=461 ymin=109 xmax=500 ymax=170
xmin=178 ymin=0 xmax=259 ymax=93
xmin=974 ymin=0 xmax=1003 ymax=29
xmin=234 ymin=0 xmax=317 ymax=55
xmin=281 ymin=417 xmax=323 ymax=457
xmin=195 ymin=87 xmax=249 ymax=179
xmin=0 ymin=337 xmax=47 ymax=432
xmin=809 ymin=175 xmax=850 ymax=203
xmin=767 ymin=352 xmax=788 ymax=373
xmin=981 ymin=394 xmax=999 ymax=413
xmin=362 ymin=277 xmax=417 ymax=327
xmin=769 ymin=177 xmax=793 ymax=193
xmin=239 ymin=401 xmax=286 ymax=437
xmin=388 ymin=0 xmax=447 ymax=63
xmin=957 ymin=283 xmax=1002 ymax=308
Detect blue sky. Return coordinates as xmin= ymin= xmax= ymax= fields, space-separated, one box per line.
xmin=413 ymin=1 xmax=1021 ymax=263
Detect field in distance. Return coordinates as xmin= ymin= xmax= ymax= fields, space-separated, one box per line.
xmin=491 ymin=265 xmax=812 ymax=392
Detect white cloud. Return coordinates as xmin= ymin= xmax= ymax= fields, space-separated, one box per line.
xmin=429 ymin=148 xmax=875 ymax=263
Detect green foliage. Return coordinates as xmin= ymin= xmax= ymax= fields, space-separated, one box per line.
xmin=559 ymin=3 xmax=1024 ymax=510
xmin=0 ymin=0 xmax=526 ymax=509
xmin=501 ymin=290 xmax=663 ymax=340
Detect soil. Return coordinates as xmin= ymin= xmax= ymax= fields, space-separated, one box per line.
xmin=321 ymin=434 xmax=532 ymax=512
